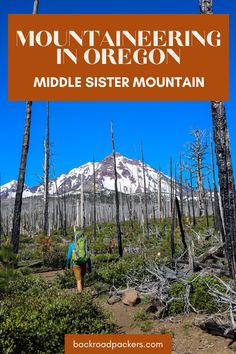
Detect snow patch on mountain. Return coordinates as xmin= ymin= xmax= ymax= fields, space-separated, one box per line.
xmin=1 ymin=154 xmax=172 ymax=199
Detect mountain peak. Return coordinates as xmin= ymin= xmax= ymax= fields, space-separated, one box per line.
xmin=1 ymin=154 xmax=168 ymax=199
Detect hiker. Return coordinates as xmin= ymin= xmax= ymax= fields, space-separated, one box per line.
xmin=66 ymin=227 xmax=89 ymax=293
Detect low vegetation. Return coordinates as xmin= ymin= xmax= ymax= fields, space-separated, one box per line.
xmin=0 ymin=215 xmax=232 ymax=351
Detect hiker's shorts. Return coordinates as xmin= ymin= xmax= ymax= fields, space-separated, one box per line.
xmin=73 ymin=264 xmax=86 ymax=281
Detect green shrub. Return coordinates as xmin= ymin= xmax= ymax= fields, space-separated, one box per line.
xmin=96 ymin=255 xmax=146 ymax=287
xmin=43 ymin=246 xmax=66 ymax=269
xmin=53 ymin=270 xmax=76 ymax=289
xmin=168 ymin=281 xmax=186 ymax=315
xmin=0 ymin=291 xmax=115 ymax=354
xmin=140 ymin=320 xmax=153 ymax=332
xmin=90 ymin=237 xmax=108 ymax=253
xmin=0 ymin=244 xmax=18 ymax=293
xmin=2 ymin=274 xmax=50 ymax=298
xmin=18 ymin=247 xmax=42 ymax=262
xmin=168 ymin=274 xmax=225 ymax=315
xmin=0 ymin=244 xmax=17 ymax=269
xmin=91 ymin=253 xmax=119 ymax=265
xmin=133 ymin=309 xmax=149 ymax=322
xmin=17 ymin=267 xmax=33 ymax=276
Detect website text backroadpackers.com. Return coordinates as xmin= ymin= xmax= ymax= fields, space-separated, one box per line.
xmin=72 ymin=339 xmax=164 ymax=350
xmin=65 ymin=333 xmax=172 ymax=353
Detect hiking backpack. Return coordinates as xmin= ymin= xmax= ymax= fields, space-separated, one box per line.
xmin=72 ymin=233 xmax=89 ymax=265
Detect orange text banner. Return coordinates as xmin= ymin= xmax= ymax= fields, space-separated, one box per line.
xmin=8 ymin=14 xmax=229 ymax=101
xmin=64 ymin=334 xmax=172 ymax=354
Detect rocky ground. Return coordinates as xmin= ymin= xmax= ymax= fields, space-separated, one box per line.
xmin=39 ymin=270 xmax=236 ymax=354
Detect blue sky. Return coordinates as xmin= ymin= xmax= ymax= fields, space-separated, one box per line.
xmin=0 ymin=0 xmax=236 ymax=186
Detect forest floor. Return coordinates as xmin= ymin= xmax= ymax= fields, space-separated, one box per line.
xmin=101 ymin=299 xmax=235 ymax=354
xmin=39 ymin=270 xmax=236 ymax=354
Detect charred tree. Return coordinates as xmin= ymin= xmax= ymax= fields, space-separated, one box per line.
xmin=203 ymin=186 xmax=209 ymax=228
xmin=185 ymin=177 xmax=192 ymax=221
xmin=179 ymin=154 xmax=184 ymax=215
xmin=170 ymin=157 xmax=174 ymax=215
xmin=11 ymin=0 xmax=39 ymax=254
xmin=158 ymin=171 xmax=162 ymax=219
xmin=211 ymin=102 xmax=236 ymax=277
xmin=91 ymin=162 xmax=97 ymax=233
xmin=43 ymin=102 xmax=50 ymax=236
xmin=63 ymin=185 xmax=67 ymax=237
xmin=190 ymin=169 xmax=196 ymax=226
xmin=140 ymin=142 xmax=150 ymax=239
xmin=210 ymin=132 xmax=225 ymax=241
xmin=170 ymin=200 xmax=176 ymax=261
xmin=188 ymin=129 xmax=208 ymax=217
xmin=200 ymin=0 xmax=236 ymax=278
xmin=80 ymin=174 xmax=85 ymax=234
xmin=175 ymin=197 xmax=187 ymax=252
xmin=52 ymin=166 xmax=63 ymax=233
xmin=111 ymin=123 xmax=123 ymax=257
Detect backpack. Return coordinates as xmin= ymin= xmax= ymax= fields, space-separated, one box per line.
xmin=71 ymin=233 xmax=89 ymax=265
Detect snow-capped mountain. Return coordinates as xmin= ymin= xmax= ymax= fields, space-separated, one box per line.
xmin=0 ymin=153 xmax=172 ymax=199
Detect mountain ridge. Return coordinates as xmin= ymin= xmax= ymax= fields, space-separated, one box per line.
xmin=0 ymin=153 xmax=172 ymax=199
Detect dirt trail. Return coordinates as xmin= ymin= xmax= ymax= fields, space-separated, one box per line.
xmin=103 ymin=301 xmax=235 ymax=354
xmin=38 ymin=270 xmax=236 ymax=354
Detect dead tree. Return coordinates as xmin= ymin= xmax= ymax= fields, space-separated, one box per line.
xmin=176 ymin=197 xmax=187 ymax=252
xmin=93 ymin=157 xmax=97 ymax=239
xmin=210 ymin=132 xmax=225 ymax=241
xmin=179 ymin=154 xmax=184 ymax=215
xmin=185 ymin=178 xmax=191 ymax=221
xmin=111 ymin=123 xmax=123 ymax=257
xmin=52 ymin=166 xmax=63 ymax=233
xmin=11 ymin=0 xmax=39 ymax=254
xmin=140 ymin=142 xmax=150 ymax=239
xmin=62 ymin=185 xmax=67 ymax=237
xmin=170 ymin=157 xmax=174 ymax=214
xmin=202 ymin=185 xmax=209 ymax=228
xmin=158 ymin=171 xmax=162 ymax=219
xmin=200 ymin=0 xmax=236 ymax=279
xmin=211 ymin=102 xmax=236 ymax=277
xmin=43 ymin=102 xmax=50 ymax=236
xmin=170 ymin=157 xmax=175 ymax=260
xmin=80 ymin=174 xmax=85 ymax=233
xmin=188 ymin=128 xmax=208 ymax=217
xmin=190 ymin=168 xmax=196 ymax=226
xmin=170 ymin=201 xmax=176 ymax=261
xmin=126 ymin=192 xmax=134 ymax=231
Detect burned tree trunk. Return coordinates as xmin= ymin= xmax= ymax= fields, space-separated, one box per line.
xmin=170 ymin=157 xmax=174 ymax=215
xmin=203 ymin=186 xmax=209 ymax=228
xmin=211 ymin=102 xmax=236 ymax=277
xmin=43 ymin=102 xmax=50 ymax=236
xmin=170 ymin=201 xmax=176 ymax=261
xmin=93 ymin=157 xmax=97 ymax=240
xmin=111 ymin=123 xmax=123 ymax=257
xmin=140 ymin=143 xmax=150 ymax=239
xmin=185 ymin=177 xmax=191 ymax=221
xmin=200 ymin=0 xmax=236 ymax=279
xmin=11 ymin=103 xmax=33 ymax=253
xmin=11 ymin=0 xmax=39 ymax=254
xmin=63 ymin=186 xmax=67 ymax=237
xmin=175 ymin=197 xmax=187 ymax=252
xmin=210 ymin=132 xmax=225 ymax=241
xmin=190 ymin=169 xmax=196 ymax=226
xmin=80 ymin=174 xmax=85 ymax=234
xmin=179 ymin=154 xmax=184 ymax=215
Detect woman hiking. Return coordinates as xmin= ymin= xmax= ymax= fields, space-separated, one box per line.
xmin=66 ymin=226 xmax=89 ymax=293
